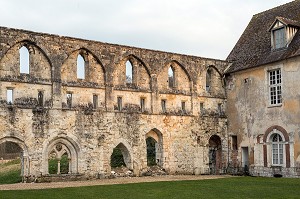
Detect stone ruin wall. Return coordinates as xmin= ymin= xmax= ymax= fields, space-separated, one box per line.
xmin=0 ymin=26 xmax=228 ymax=180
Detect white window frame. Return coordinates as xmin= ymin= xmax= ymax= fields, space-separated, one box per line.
xmin=271 ymin=133 xmax=284 ymax=166
xmin=268 ymin=68 xmax=282 ymax=106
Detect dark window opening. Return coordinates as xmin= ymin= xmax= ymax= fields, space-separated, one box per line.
xmin=66 ymin=93 xmax=72 ymax=109
xmin=200 ymin=102 xmax=204 ymax=114
xmin=181 ymin=101 xmax=186 ymax=113
xmin=161 ymin=99 xmax=166 ymax=113
xmin=168 ymin=66 xmax=175 ymax=88
xmin=232 ymin=135 xmax=238 ymax=150
xmin=38 ymin=91 xmax=44 ymax=106
xmin=140 ymin=98 xmax=145 ymax=112
xmin=117 ymin=97 xmax=122 ymax=111
xmin=93 ymin=94 xmax=98 ymax=109
xmin=206 ymin=69 xmax=212 ymax=91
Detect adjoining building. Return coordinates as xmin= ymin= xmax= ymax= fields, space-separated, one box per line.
xmin=226 ymin=0 xmax=300 ymax=177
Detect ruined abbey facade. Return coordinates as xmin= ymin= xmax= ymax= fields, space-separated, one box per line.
xmin=0 ymin=26 xmax=229 ymax=181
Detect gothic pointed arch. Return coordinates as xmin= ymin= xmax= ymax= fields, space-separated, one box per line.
xmin=205 ymin=65 xmax=224 ymax=94
xmin=110 ymin=139 xmax=133 ymax=170
xmin=0 ymin=40 xmax=52 ymax=79
xmin=158 ymin=60 xmax=191 ymax=92
xmin=43 ymin=137 xmax=80 ymax=175
xmin=114 ymin=54 xmax=151 ymax=90
xmin=61 ymin=48 xmax=105 ymax=85
xmin=145 ymin=128 xmax=164 ymax=167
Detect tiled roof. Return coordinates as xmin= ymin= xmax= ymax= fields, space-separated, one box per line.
xmin=226 ymin=0 xmax=300 ymax=73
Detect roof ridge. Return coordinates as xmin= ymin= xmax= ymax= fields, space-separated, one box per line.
xmin=254 ymin=0 xmax=298 ymax=17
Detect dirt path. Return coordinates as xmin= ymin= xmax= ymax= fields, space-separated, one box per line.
xmin=0 ymin=175 xmax=233 ymax=190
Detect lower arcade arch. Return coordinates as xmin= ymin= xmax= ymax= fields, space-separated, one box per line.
xmin=0 ymin=137 xmax=29 ymax=179
xmin=110 ymin=142 xmax=133 ymax=170
xmin=43 ymin=137 xmax=79 ymax=175
xmin=145 ymin=129 xmax=163 ymax=167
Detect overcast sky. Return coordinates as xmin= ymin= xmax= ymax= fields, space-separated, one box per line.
xmin=0 ymin=0 xmax=293 ymax=60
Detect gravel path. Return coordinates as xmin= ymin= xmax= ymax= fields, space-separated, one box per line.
xmin=0 ymin=175 xmax=233 ymax=190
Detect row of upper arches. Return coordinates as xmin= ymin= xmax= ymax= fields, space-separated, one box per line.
xmin=0 ymin=41 xmax=223 ymax=93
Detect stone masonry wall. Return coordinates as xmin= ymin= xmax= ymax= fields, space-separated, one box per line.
xmin=0 ymin=26 xmax=228 ymax=181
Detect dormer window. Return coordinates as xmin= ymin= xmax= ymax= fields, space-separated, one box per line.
xmin=273 ymin=27 xmax=286 ymax=49
xmin=269 ymin=17 xmax=300 ymax=50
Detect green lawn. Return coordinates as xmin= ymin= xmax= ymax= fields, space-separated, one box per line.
xmin=1 ymin=177 xmax=300 ymax=199
xmin=0 ymin=159 xmax=22 ymax=184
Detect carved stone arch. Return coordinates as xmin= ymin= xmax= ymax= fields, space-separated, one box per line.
xmin=61 ymin=48 xmax=105 ymax=84
xmin=43 ymin=137 xmax=80 ymax=174
xmin=0 ymin=136 xmax=30 ymax=176
xmin=0 ymin=40 xmax=52 ymax=79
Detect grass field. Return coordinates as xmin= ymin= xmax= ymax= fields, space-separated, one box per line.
xmin=0 ymin=159 xmax=22 ymax=184
xmin=1 ymin=177 xmax=300 ymax=199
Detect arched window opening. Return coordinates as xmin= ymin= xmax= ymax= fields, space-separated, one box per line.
xmin=271 ymin=133 xmax=283 ymax=165
xmin=110 ymin=147 xmax=126 ymax=168
xmin=145 ymin=129 xmax=164 ymax=167
xmin=48 ymin=143 xmax=70 ymax=175
xmin=126 ymin=60 xmax=133 ymax=84
xmin=146 ymin=137 xmax=157 ymax=166
xmin=0 ymin=141 xmax=23 ymax=183
xmin=19 ymin=46 xmax=30 ymax=74
xmin=110 ymin=143 xmax=132 ymax=172
xmin=168 ymin=66 xmax=175 ymax=88
xmin=206 ymin=68 xmax=212 ymax=91
xmin=77 ymin=54 xmax=85 ymax=79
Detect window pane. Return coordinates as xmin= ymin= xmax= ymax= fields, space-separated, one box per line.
xmin=77 ymin=55 xmax=85 ymax=79
xmin=7 ymin=89 xmax=13 ymax=104
xmin=126 ymin=61 xmax=133 ymax=83
xmin=20 ymin=46 xmax=30 ymax=74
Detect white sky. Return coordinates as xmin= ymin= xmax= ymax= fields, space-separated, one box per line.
xmin=0 ymin=0 xmax=293 ymax=60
